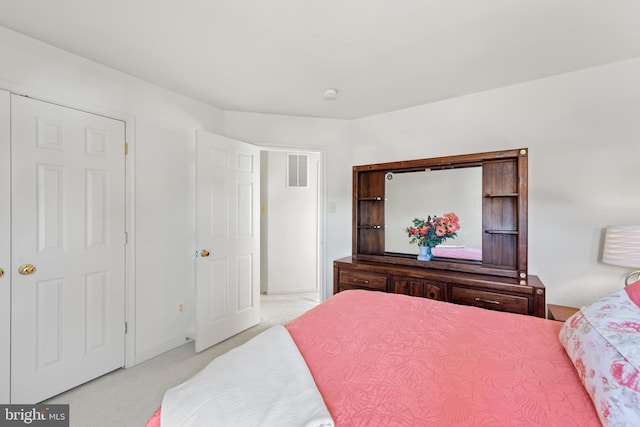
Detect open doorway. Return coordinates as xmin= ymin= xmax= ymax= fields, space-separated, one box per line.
xmin=260 ymin=149 xmax=322 ymax=304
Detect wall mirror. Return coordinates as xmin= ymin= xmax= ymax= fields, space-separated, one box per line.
xmin=352 ymin=148 xmax=528 ymax=280
xmin=384 ymin=166 xmax=483 ymax=261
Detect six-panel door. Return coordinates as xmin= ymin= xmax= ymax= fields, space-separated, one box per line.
xmin=10 ymin=95 xmax=126 ymax=403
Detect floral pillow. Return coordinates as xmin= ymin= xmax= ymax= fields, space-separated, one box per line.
xmin=559 ymin=280 xmax=640 ymax=426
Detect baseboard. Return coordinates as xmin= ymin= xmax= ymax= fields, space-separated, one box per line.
xmin=263 ymin=288 xmax=318 ymax=295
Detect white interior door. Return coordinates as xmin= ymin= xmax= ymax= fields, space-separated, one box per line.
xmin=0 ymin=90 xmax=10 ymax=403
xmin=10 ymin=95 xmax=126 ymax=403
xmin=195 ymin=131 xmax=260 ymax=353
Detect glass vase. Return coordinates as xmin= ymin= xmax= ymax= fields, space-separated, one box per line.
xmin=417 ymin=245 xmax=433 ymax=261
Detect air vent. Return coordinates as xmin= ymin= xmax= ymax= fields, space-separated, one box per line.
xmin=287 ymin=154 xmax=308 ymax=188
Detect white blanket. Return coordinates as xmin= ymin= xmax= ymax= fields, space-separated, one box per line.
xmin=161 ymin=325 xmax=334 ymax=427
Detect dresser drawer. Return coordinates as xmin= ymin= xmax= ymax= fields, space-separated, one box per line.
xmin=339 ymin=270 xmax=388 ymax=291
xmin=394 ymin=278 xmax=444 ymax=301
xmin=450 ymin=287 xmax=529 ymax=315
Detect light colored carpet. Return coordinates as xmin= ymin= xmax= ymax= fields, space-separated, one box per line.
xmin=43 ymin=292 xmax=319 ymax=427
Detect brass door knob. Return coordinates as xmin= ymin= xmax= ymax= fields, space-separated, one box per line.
xmin=18 ymin=264 xmax=36 ymax=275
xmin=200 ymin=249 xmax=210 ymax=257
xmin=0 ymin=267 xmax=4 ymax=278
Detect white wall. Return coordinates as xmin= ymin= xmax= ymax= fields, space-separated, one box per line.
xmin=0 ymin=26 xmax=225 ymax=363
xmin=265 ymin=151 xmax=320 ymax=294
xmin=349 ymin=58 xmax=640 ymax=307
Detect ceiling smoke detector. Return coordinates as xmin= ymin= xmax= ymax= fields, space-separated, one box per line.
xmin=323 ymin=88 xmax=338 ymax=100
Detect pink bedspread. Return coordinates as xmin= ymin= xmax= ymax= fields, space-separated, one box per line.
xmin=285 ymin=290 xmax=600 ymax=427
xmin=432 ymin=246 xmax=482 ymax=261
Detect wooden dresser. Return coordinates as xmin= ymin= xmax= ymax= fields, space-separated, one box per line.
xmin=339 ymin=149 xmax=546 ymax=318
xmin=334 ymin=257 xmax=546 ymax=318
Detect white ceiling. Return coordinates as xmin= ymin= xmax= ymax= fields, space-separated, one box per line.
xmin=1 ymin=0 xmax=640 ymax=119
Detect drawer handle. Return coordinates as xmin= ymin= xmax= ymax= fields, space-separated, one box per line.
xmin=474 ymin=297 xmax=500 ymax=305
xmin=352 ymin=279 xmax=369 ymax=284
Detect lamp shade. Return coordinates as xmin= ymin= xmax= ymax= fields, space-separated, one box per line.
xmin=602 ymin=225 xmax=640 ymax=268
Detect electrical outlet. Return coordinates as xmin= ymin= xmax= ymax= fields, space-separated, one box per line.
xmin=177 ymin=302 xmax=186 ymax=314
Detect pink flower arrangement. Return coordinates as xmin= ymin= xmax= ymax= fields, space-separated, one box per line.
xmin=406 ymin=213 xmax=460 ymax=247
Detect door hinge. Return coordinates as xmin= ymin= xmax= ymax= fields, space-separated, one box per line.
xmin=125 ymin=322 xmax=128 ymax=334
xmin=124 ymin=142 xmax=129 ymax=155
xmin=124 ymin=232 xmax=128 ymax=244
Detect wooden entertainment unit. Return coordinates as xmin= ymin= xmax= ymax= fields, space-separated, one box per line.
xmin=333 ymin=148 xmax=546 ymax=318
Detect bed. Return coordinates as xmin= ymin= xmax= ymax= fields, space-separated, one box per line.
xmin=147 ymin=281 xmax=640 ymax=426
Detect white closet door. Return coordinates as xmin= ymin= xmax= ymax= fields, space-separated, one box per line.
xmin=195 ymin=131 xmax=260 ymax=353
xmin=10 ymin=95 xmax=126 ymax=403
xmin=0 ymin=90 xmax=10 ymax=403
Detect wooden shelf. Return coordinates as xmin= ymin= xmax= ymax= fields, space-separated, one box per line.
xmin=485 ymin=193 xmax=518 ymax=198
xmin=484 ymin=230 xmax=518 ymax=235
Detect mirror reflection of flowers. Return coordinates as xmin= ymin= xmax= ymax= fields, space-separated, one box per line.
xmin=406 ymin=213 xmax=460 ymax=247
